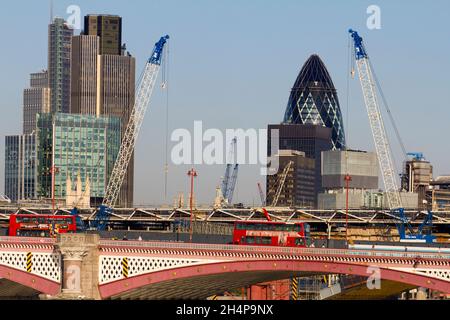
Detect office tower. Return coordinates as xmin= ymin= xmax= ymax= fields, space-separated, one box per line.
xmin=70 ymin=15 xmax=135 ymax=207
xmin=283 ymin=54 xmax=346 ymax=150
xmin=4 ymin=134 xmax=37 ymax=202
xmin=266 ymin=150 xmax=315 ymax=208
xmin=97 ymin=54 xmax=135 ymax=120
xmin=48 ymin=17 xmax=73 ymax=113
xmin=98 ymin=54 xmax=135 ymax=207
xmin=23 ymin=71 xmax=51 ymax=134
xmin=36 ymin=113 xmax=121 ymax=206
xmin=84 ymin=15 xmax=122 ymax=55
xmin=70 ymin=35 xmax=100 ymax=115
xmin=30 ymin=71 xmax=49 ymax=88
xmin=267 ymin=124 xmax=332 ymax=206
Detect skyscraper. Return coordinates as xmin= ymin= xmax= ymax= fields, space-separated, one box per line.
xmin=283 ymin=54 xmax=346 ymax=150
xmin=23 ymin=71 xmax=51 ymax=134
xmin=98 ymin=54 xmax=135 ymax=207
xmin=70 ymin=15 xmax=135 ymax=207
xmin=70 ymin=35 xmax=100 ymax=115
xmin=97 ymin=55 xmax=135 ymax=120
xmin=267 ymin=55 xmax=347 ymax=207
xmin=84 ymin=15 xmax=122 ymax=55
xmin=48 ymin=17 xmax=73 ymax=113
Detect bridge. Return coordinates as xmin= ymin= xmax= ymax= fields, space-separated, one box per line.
xmin=1 ymin=207 xmax=449 ymax=227
xmin=0 ymin=235 xmax=449 ymax=300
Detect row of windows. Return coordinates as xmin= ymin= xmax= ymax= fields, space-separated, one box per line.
xmin=15 ymin=216 xmax=73 ymax=224
xmin=241 ymin=236 xmax=272 ymax=245
xmin=235 ymin=223 xmax=303 ymax=232
xmin=241 ymin=236 xmax=306 ymax=246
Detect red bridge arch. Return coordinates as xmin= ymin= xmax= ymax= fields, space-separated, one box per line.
xmin=99 ymin=259 xmax=450 ymax=299
xmin=0 ymin=265 xmax=60 ymax=296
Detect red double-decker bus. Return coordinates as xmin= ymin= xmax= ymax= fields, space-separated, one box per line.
xmin=232 ymin=220 xmax=310 ymax=247
xmin=8 ymin=214 xmax=77 ymax=237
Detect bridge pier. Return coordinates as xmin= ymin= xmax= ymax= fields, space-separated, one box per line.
xmin=54 ymin=234 xmax=101 ymax=300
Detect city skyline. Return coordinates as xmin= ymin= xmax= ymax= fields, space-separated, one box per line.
xmin=0 ymin=0 xmax=449 ymax=206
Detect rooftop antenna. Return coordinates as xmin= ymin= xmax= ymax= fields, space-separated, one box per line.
xmin=50 ymin=0 xmax=54 ymax=23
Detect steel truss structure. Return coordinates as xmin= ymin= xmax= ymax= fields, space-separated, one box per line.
xmin=0 ymin=207 xmax=449 ymax=227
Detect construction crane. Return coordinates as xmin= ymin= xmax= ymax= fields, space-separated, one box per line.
xmin=407 ymin=152 xmax=425 ymax=161
xmin=221 ymin=137 xmax=239 ymax=205
xmin=270 ymin=161 xmax=293 ymax=207
xmin=73 ymin=35 xmax=170 ymax=231
xmin=257 ymin=182 xmax=266 ymax=206
xmin=349 ymin=29 xmax=434 ymax=243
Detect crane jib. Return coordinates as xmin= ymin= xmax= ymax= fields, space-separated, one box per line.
xmin=149 ymin=35 xmax=170 ymax=65
xmin=88 ymin=34 xmax=169 ymax=231
xmin=349 ymin=29 xmax=368 ymax=60
xmin=348 ymin=29 xmax=435 ymax=243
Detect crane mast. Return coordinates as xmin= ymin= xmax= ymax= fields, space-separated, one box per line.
xmin=257 ymin=182 xmax=266 ymax=206
xmin=91 ymin=35 xmax=169 ymax=230
xmin=270 ymin=161 xmax=293 ymax=207
xmin=349 ymin=29 xmax=402 ymax=210
xmin=221 ymin=137 xmax=239 ymax=204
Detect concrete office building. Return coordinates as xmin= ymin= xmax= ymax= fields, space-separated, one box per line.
xmin=267 ymin=124 xmax=332 ymax=206
xmin=318 ymin=150 xmax=379 ymax=209
xmin=30 ymin=71 xmax=50 ymax=88
xmin=318 ymin=150 xmax=419 ymax=210
xmin=84 ymin=15 xmax=122 ymax=55
xmin=70 ymin=35 xmax=100 ymax=115
xmin=266 ymin=150 xmax=315 ymax=208
xmin=23 ymin=71 xmax=51 ymax=134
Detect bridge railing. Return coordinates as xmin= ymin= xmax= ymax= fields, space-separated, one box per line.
xmin=98 ymin=240 xmax=450 ymax=260
xmin=0 ymin=236 xmax=56 ymax=244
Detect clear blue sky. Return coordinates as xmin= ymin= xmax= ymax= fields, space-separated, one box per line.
xmin=0 ymin=0 xmax=449 ymax=206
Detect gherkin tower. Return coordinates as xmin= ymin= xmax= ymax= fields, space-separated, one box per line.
xmin=283 ymin=54 xmax=346 ymax=150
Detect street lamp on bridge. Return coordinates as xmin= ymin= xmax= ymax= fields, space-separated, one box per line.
xmin=187 ymin=168 xmax=198 ymax=243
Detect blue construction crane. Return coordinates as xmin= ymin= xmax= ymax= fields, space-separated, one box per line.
xmin=407 ymin=152 xmax=425 ymax=161
xmin=72 ymin=35 xmax=170 ymax=231
xmin=395 ymin=210 xmax=434 ymax=243
xmin=349 ymin=29 xmax=435 ymax=243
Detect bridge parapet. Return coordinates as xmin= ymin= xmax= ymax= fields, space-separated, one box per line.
xmin=0 ymin=237 xmax=449 ymax=299
xmin=97 ymin=240 xmax=450 ymax=296
xmin=99 ymin=240 xmax=450 ymax=262
xmin=0 ymin=237 xmax=61 ymax=295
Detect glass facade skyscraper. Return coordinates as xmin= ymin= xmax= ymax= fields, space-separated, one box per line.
xmin=36 ymin=113 xmax=121 ymax=202
xmin=283 ymin=54 xmax=346 ymax=150
xmin=4 ymin=134 xmax=37 ymax=202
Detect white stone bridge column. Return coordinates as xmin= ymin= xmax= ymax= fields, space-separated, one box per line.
xmin=55 ymin=234 xmax=101 ymax=300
